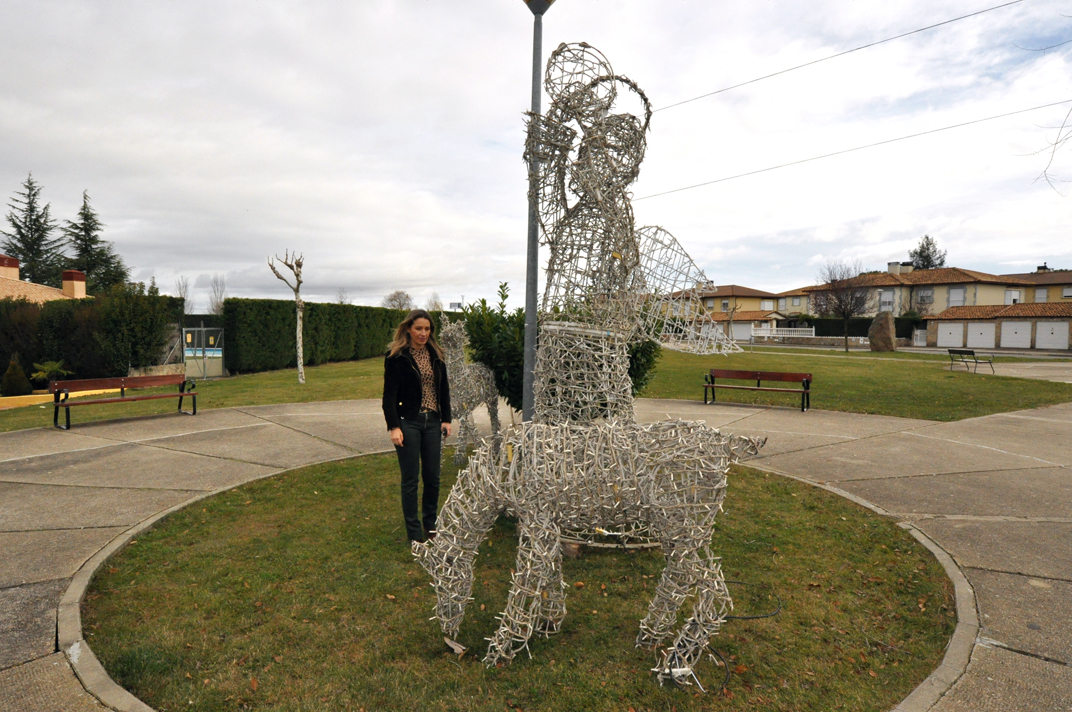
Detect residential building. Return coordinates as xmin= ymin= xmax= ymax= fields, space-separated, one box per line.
xmin=805 ymin=262 xmax=1033 ymax=318
xmin=697 ymin=285 xmax=779 ymax=314
xmin=0 ymin=255 xmax=85 ymax=304
xmin=776 ymin=286 xmax=811 ymax=315
xmin=709 ymin=309 xmax=785 ymax=341
xmin=1000 ymin=264 xmax=1072 ymax=304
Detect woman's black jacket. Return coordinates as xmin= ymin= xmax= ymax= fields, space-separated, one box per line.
xmin=382 ymin=347 xmax=452 ymax=431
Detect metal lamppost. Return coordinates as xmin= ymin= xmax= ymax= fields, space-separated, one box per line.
xmin=521 ymin=0 xmax=554 ymax=422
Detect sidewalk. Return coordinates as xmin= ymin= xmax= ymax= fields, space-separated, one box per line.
xmin=2 ymin=399 xmax=1070 ymax=711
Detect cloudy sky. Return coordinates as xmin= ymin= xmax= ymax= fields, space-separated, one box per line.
xmin=2 ymin=0 xmax=1070 ymax=310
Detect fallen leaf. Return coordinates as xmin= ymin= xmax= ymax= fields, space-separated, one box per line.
xmin=386 ymin=594 xmax=396 ymax=600
xmin=480 ymin=604 xmax=486 ymax=611
xmin=250 ymin=677 xmax=258 ymax=692
xmin=185 ymin=672 xmax=192 ymax=679
xmin=869 ymin=670 xmax=878 ymax=677
xmin=574 ymin=582 xmax=585 ymax=588
xmin=734 ymin=664 xmax=748 ymax=674
xmin=273 ymin=655 xmax=282 ymax=663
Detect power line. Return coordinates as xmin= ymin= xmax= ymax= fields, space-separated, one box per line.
xmin=634 ymin=98 xmax=1072 ymax=201
xmin=654 ymin=0 xmax=1026 ymax=113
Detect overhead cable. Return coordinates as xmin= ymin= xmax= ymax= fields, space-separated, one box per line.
xmin=654 ymin=0 xmax=1026 ymax=113
xmin=634 ymin=98 xmax=1072 ymax=201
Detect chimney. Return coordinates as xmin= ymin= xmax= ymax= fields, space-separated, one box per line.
xmin=0 ymin=254 xmax=18 ymax=281
xmin=887 ymin=261 xmax=901 ymax=275
xmin=62 ymin=270 xmax=86 ymax=298
xmin=1038 ymin=262 xmax=1051 ymax=273
xmin=900 ymin=261 xmax=914 ymax=274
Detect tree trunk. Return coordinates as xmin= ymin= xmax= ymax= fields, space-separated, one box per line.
xmin=296 ymin=297 xmax=305 ymax=384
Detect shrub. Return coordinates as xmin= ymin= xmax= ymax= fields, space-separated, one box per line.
xmin=628 ymin=339 xmax=662 ymax=395
xmin=1 ymin=353 xmax=33 ymax=397
xmin=94 ymin=280 xmax=174 ymax=376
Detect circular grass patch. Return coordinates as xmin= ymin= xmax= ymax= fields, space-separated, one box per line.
xmin=82 ymin=452 xmax=955 ymax=711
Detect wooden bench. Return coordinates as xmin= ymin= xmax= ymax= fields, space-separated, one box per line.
xmin=947 ymin=348 xmax=994 ymax=374
xmin=49 ymin=374 xmax=196 ymax=430
xmin=704 ymin=369 xmax=812 ymax=412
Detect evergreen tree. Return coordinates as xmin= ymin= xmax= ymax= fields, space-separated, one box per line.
xmin=908 ymin=235 xmax=947 ymax=270
xmin=1 ymin=174 xmax=65 ymax=286
xmin=62 ymin=191 xmax=129 ymax=294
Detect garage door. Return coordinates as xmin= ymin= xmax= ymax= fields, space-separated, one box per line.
xmin=1000 ymin=321 xmax=1031 ymax=349
xmin=1036 ymin=321 xmax=1070 ymax=350
xmin=937 ymin=323 xmax=963 ymax=348
xmin=967 ymin=323 xmax=996 ymax=349
xmin=731 ymin=322 xmax=752 ymax=340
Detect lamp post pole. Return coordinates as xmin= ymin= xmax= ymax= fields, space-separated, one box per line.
xmin=521 ymin=0 xmax=553 ymax=422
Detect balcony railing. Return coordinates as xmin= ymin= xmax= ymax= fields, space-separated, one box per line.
xmin=751 ymin=327 xmax=816 ymax=338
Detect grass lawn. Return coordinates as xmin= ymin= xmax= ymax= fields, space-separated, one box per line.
xmin=83 ymin=452 xmax=955 ymax=712
xmin=2 ymin=347 xmax=1070 ymax=433
xmin=645 ymin=349 xmax=1072 ymax=421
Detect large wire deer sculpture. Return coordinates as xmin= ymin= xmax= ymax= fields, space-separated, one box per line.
xmin=414 ymin=43 xmax=763 ymax=689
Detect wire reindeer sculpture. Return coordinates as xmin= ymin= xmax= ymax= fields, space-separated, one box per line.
xmin=439 ymin=317 xmax=501 ymax=465
xmin=414 ymin=43 xmax=763 ymax=690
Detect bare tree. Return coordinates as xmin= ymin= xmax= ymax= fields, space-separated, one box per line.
xmin=268 ymin=251 xmax=306 ymax=385
xmin=175 ymin=275 xmax=192 ymax=313
xmin=336 ymin=287 xmax=351 ymax=305
xmin=812 ymin=260 xmax=873 ymax=352
xmin=1038 ymin=104 xmax=1072 ymax=192
xmin=209 ymin=274 xmax=226 ymax=315
xmin=424 ymin=291 xmax=443 ymax=311
xmin=381 ymin=290 xmax=413 ymax=310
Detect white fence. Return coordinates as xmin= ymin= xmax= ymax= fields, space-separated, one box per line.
xmin=751 ymin=327 xmax=816 ymax=338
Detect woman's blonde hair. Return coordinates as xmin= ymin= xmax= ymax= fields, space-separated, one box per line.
xmin=387 ymin=309 xmax=444 ymax=359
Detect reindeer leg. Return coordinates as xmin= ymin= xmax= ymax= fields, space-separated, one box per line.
xmin=637 ymin=540 xmax=700 ymax=650
xmin=534 ymin=534 xmax=566 ymax=636
xmin=486 ymin=393 xmax=501 ymax=460
xmin=655 ymin=545 xmax=733 ymax=689
xmin=484 ymin=514 xmax=561 ymax=666
xmin=452 ymin=416 xmax=471 ymax=465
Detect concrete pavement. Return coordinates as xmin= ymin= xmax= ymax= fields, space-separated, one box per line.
xmin=2 ymin=398 xmax=1071 ymax=711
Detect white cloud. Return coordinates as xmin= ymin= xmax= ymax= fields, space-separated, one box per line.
xmin=1 ymin=0 xmax=1070 ymax=310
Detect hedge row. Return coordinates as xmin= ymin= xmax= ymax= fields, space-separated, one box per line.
xmin=792 ymin=316 xmax=925 ymax=339
xmin=222 ymin=298 xmax=458 ymax=374
xmin=0 ymin=284 xmax=181 ymax=381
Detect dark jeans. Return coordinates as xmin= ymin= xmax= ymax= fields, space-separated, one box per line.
xmin=395 ymin=412 xmax=442 ymax=541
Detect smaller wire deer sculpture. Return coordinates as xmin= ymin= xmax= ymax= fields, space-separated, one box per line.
xmin=439 ymin=318 xmax=501 ymax=464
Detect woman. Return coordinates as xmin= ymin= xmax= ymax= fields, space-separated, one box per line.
xmin=382 ymin=309 xmax=452 ymax=544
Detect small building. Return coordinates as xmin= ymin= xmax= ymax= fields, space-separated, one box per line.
xmin=0 ymin=255 xmax=85 ymax=304
xmin=697 ymin=285 xmax=780 ymax=314
xmin=925 ymin=303 xmax=1072 ymax=350
xmin=709 ymin=309 xmax=785 ymax=341
xmin=775 ymin=286 xmax=812 ymax=315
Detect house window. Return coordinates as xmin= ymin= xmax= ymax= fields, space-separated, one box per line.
xmin=1035 ymin=288 xmax=1048 ymax=303
xmin=949 ymin=287 xmax=966 ymax=307
xmin=760 ymin=300 xmax=774 ymax=310
xmin=1004 ymin=289 xmax=1021 ymax=305
xmin=705 ymin=298 xmax=714 ymax=309
xmin=1064 ymin=287 xmax=1072 ymax=298
xmin=778 ymin=298 xmax=786 ymax=311
xmin=792 ymin=296 xmax=801 ymax=306
xmin=917 ymin=288 xmax=933 ymax=305
xmin=721 ymin=299 xmax=729 ymax=311
xmin=879 ymin=289 xmax=894 ymax=312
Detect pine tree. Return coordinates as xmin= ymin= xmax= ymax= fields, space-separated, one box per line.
xmin=62 ymin=191 xmax=129 ymax=294
xmin=908 ymin=235 xmax=947 ymax=270
xmin=1 ymin=174 xmax=65 ymax=286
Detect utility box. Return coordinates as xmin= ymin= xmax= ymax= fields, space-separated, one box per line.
xmin=183 ymin=326 xmax=225 ymax=379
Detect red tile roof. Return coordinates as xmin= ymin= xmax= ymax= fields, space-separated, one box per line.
xmin=699 ymin=284 xmax=779 ymax=299
xmin=709 ymin=310 xmax=784 ymax=322
xmin=928 ymin=303 xmax=1072 ymax=320
xmin=999 ymin=270 xmax=1072 ymax=285
xmin=0 ymin=276 xmax=71 ymax=304
xmin=805 ymin=267 xmax=1033 ymax=291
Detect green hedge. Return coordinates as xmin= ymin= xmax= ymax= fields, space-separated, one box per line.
xmin=793 ymin=316 xmax=924 ymax=339
xmin=0 ymin=283 xmax=177 ymax=381
xmin=222 ymin=298 xmax=457 ymax=374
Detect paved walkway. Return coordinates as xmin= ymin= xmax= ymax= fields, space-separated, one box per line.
xmin=1 ymin=399 xmax=1070 ymax=711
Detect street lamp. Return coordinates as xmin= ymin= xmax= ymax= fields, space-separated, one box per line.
xmin=521 ymin=0 xmax=554 ymax=422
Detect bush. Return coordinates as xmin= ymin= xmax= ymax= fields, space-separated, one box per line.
xmin=94 ymin=280 xmax=174 ymax=377
xmin=628 ymin=339 xmax=662 ymax=395
xmin=1 ymin=353 xmax=33 ymax=397
xmin=0 ymin=299 xmax=42 ymax=374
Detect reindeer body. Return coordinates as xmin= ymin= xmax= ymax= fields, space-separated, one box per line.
xmin=413 ymin=419 xmax=764 ymax=686
xmin=439 ymin=319 xmax=501 ymax=464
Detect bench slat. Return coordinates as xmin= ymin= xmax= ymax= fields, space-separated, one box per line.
xmin=60 ymin=392 xmax=191 ymax=407
xmin=708 ymin=369 xmax=812 ymax=382
xmin=705 ymin=384 xmax=804 ymax=394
